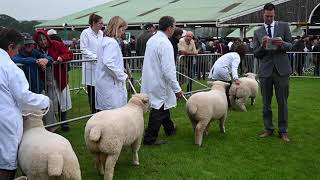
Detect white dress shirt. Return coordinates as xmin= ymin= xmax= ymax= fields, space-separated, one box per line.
xmin=141 ymin=31 xmax=181 ymax=110
xmin=80 ymin=27 xmax=103 ymax=86
xmin=208 ymin=52 xmax=241 ymax=81
xmin=95 ymin=37 xmax=128 ymax=110
xmin=264 ymin=21 xmax=275 ymax=38
xmin=0 ymin=48 xmax=49 ymax=170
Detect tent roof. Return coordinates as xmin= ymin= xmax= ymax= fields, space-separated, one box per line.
xmin=36 ymin=0 xmax=290 ymax=28
xmin=226 ymin=25 xmax=305 ymax=38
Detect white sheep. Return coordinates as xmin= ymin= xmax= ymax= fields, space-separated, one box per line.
xmin=186 ymin=81 xmax=229 ymax=147
xmin=84 ymin=94 xmax=149 ymax=180
xmin=229 ymin=73 xmax=259 ymax=112
xmin=18 ymin=112 xmax=81 ymax=180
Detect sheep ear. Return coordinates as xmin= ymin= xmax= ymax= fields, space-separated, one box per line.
xmin=207 ymin=81 xmax=214 ymax=87
xmin=142 ymin=97 xmax=149 ymax=103
xmin=224 ymin=82 xmax=231 ymax=87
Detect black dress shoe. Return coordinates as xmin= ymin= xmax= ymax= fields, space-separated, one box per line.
xmin=167 ymin=124 xmax=177 ymax=136
xmin=61 ymin=126 xmax=70 ymax=132
xmin=154 ymin=139 xmax=166 ymax=145
xmin=144 ymin=139 xmax=166 ymax=146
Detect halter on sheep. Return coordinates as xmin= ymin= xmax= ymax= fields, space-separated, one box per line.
xmin=22 ymin=103 xmax=50 ymax=117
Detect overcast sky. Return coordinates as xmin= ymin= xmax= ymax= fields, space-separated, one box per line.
xmin=0 ymin=0 xmax=111 ymax=20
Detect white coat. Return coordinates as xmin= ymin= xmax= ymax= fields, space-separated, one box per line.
xmin=0 ymin=49 xmax=49 ymax=170
xmin=95 ymin=37 xmax=128 ymax=110
xmin=208 ymin=52 xmax=241 ymax=81
xmin=141 ymin=31 xmax=181 ymax=110
xmin=80 ymin=27 xmax=103 ymax=86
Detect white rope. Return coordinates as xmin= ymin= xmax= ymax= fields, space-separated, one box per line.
xmin=182 ymin=94 xmax=188 ymax=102
xmin=176 ymin=71 xmax=208 ymax=88
xmin=22 ymin=103 xmax=50 ymax=117
xmin=127 ymin=79 xmax=137 ymax=94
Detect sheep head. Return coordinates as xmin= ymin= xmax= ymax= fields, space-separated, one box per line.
xmin=128 ymin=94 xmax=150 ymax=112
xmin=22 ymin=109 xmax=45 ymax=130
xmin=208 ymin=80 xmax=230 ymax=92
xmin=244 ymin=73 xmax=257 ymax=79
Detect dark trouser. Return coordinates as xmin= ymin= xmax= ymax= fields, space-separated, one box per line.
xmin=0 ymin=169 xmax=16 ymax=180
xmin=59 ymin=109 xmax=68 ymax=128
xmin=314 ymin=60 xmax=320 ymax=76
xmin=87 ymin=85 xmax=96 ymax=114
xmin=259 ymin=68 xmax=289 ymax=133
xmin=187 ymin=60 xmax=194 ymax=93
xmin=225 ymin=81 xmax=232 ymax=107
xmin=143 ymin=106 xmax=175 ymax=144
xmin=296 ymin=55 xmax=305 ymax=76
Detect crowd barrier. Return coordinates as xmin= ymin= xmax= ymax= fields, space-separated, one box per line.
xmin=16 ymin=52 xmax=320 ymax=128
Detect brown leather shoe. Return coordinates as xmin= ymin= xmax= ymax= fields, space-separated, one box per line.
xmin=259 ymin=131 xmax=273 ymax=138
xmin=279 ymin=132 xmax=290 ymax=142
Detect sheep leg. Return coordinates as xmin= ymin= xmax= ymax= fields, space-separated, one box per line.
xmin=204 ymin=121 xmax=212 ymax=136
xmin=94 ymin=153 xmax=102 ymax=175
xmin=99 ymin=153 xmax=107 ymax=175
xmin=104 ymin=152 xmax=120 ymax=180
xmin=236 ymin=98 xmax=247 ymax=112
xmin=219 ymin=114 xmax=226 ymax=133
xmin=131 ymin=138 xmax=142 ymax=166
xmin=195 ymin=121 xmax=208 ymax=147
xmin=191 ymin=119 xmax=197 ymax=132
xmin=251 ymin=97 xmax=255 ymax=105
xmin=229 ymin=95 xmax=236 ymax=108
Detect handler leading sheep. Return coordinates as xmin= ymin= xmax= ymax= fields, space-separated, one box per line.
xmin=141 ymin=16 xmax=183 ymax=146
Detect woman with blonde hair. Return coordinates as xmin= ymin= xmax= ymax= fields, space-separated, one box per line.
xmin=95 ymin=16 xmax=128 ymax=110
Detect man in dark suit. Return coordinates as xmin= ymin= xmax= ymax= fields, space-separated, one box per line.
xmin=253 ymin=3 xmax=292 ymax=142
xmin=136 ymin=23 xmax=155 ymax=56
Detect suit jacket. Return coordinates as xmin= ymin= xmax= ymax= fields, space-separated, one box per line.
xmin=253 ymin=21 xmax=292 ymax=77
xmin=136 ymin=31 xmax=154 ymax=56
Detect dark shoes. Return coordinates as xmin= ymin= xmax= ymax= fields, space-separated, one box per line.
xmin=259 ymin=131 xmax=273 ymax=138
xmin=279 ymin=132 xmax=290 ymax=142
xmin=167 ymin=124 xmax=177 ymax=136
xmin=144 ymin=124 xmax=177 ymax=146
xmin=144 ymin=139 xmax=166 ymax=146
xmin=61 ymin=126 xmax=70 ymax=132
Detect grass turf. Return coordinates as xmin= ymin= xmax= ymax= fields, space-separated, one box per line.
xmin=55 ymin=77 xmax=320 ymax=180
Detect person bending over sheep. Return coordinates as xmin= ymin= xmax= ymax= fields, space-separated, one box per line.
xmin=229 ymin=73 xmax=259 ymax=112
xmin=208 ymin=43 xmax=247 ymax=106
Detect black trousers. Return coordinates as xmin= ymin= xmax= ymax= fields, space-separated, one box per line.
xmin=187 ymin=60 xmax=194 ymax=93
xmin=143 ymin=106 xmax=175 ymax=144
xmin=87 ymin=85 xmax=96 ymax=114
xmin=0 ymin=169 xmax=16 ymax=180
xmin=225 ymin=81 xmax=232 ymax=107
xmin=314 ymin=60 xmax=320 ymax=76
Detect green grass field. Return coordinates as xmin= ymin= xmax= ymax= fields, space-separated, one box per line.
xmin=58 ymin=74 xmax=320 ymax=180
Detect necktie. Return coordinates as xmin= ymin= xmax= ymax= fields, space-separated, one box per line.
xmin=267 ymin=25 xmax=272 ymax=38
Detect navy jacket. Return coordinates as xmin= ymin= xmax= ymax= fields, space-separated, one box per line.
xmin=13 ymin=49 xmax=53 ymax=93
